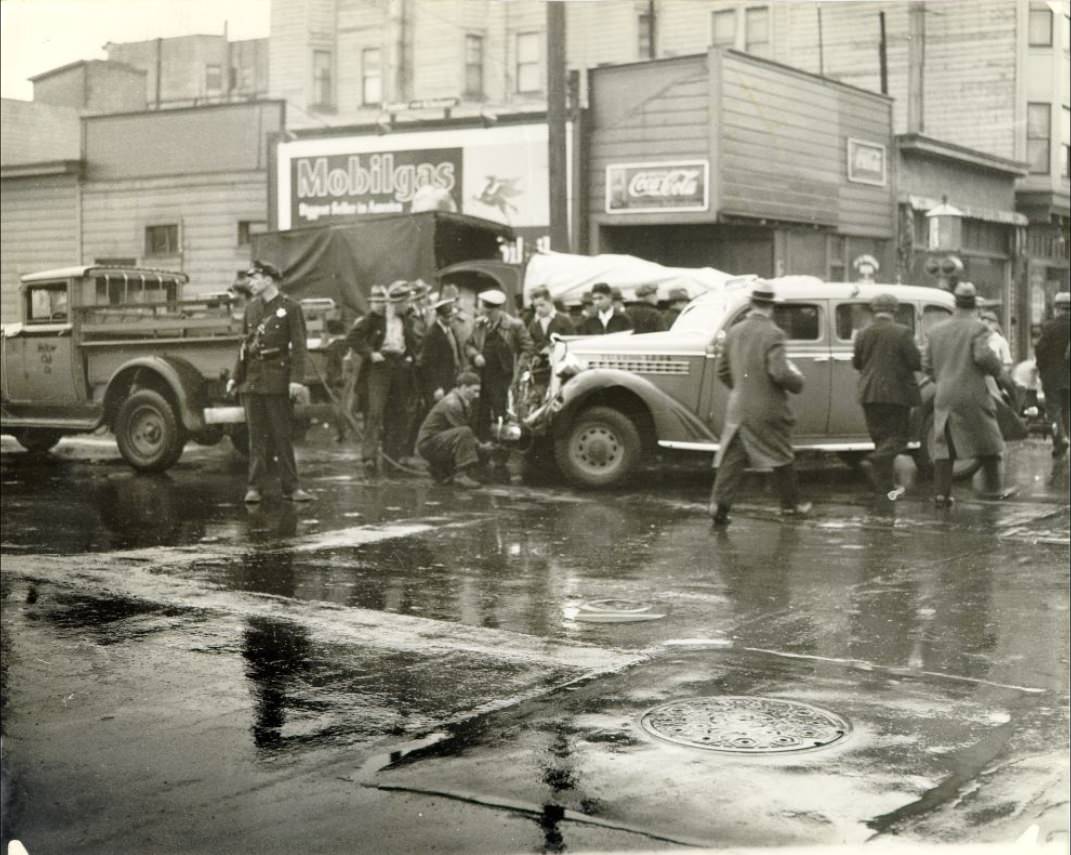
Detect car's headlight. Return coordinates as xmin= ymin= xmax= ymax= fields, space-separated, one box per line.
xmin=555 ymin=352 xmax=587 ymax=380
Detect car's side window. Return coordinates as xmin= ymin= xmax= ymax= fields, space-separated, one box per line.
xmin=834 ymin=302 xmax=915 ymax=341
xmin=921 ymin=305 xmax=952 ymax=343
xmin=773 ymin=303 xmax=822 ymax=340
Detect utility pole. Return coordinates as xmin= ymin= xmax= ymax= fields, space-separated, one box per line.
xmin=547 ymin=0 xmax=569 ymax=251
xmin=879 ymin=12 xmax=888 ymax=95
xmin=907 ymin=2 xmax=925 ymax=132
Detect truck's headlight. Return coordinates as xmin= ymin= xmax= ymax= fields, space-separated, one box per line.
xmin=555 ymin=353 xmax=587 ymax=380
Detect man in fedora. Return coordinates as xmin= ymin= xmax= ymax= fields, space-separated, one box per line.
xmin=662 ymin=287 xmax=690 ymax=328
xmin=1034 ymin=291 xmax=1070 ymax=459
xmin=345 ymin=281 xmax=419 ymax=474
xmin=923 ymin=281 xmax=1018 ymax=505
xmin=229 ymin=260 xmax=313 ymax=503
xmin=851 ymin=293 xmax=922 ymax=494
xmin=709 ymin=283 xmax=811 ymax=526
xmin=418 ymin=294 xmax=464 ymax=405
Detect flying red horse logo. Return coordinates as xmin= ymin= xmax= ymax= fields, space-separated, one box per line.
xmin=474 ymin=175 xmax=522 ymax=222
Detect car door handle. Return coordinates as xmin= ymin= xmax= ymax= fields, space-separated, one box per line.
xmin=810 ymin=355 xmax=831 ymax=363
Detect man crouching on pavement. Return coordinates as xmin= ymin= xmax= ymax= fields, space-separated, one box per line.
xmin=416 ymin=371 xmax=492 ymax=488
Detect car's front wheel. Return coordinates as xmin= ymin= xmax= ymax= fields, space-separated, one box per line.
xmin=554 ymin=405 xmax=642 ymax=489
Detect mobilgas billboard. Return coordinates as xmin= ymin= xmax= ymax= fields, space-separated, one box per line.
xmin=276 ymin=124 xmax=552 ymax=233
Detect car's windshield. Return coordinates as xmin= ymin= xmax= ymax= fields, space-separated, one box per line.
xmin=670 ymin=297 xmax=727 ymax=335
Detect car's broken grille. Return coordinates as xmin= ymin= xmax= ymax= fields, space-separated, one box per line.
xmin=586 ymin=354 xmax=691 ymax=375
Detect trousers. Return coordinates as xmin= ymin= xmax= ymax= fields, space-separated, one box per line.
xmin=710 ymin=434 xmax=801 ymax=510
xmin=363 ymin=354 xmax=412 ymax=463
xmin=863 ymin=403 xmax=911 ymax=490
xmin=417 ymin=425 xmax=480 ymax=481
xmin=244 ymin=393 xmax=299 ymax=494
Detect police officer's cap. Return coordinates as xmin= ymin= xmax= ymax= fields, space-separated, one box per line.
xmin=478 ymin=289 xmax=507 ymax=307
xmin=246 ymin=259 xmax=282 ymax=280
xmin=1054 ymin=292 xmax=1071 ymax=308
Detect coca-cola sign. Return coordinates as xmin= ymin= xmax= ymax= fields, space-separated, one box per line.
xmin=606 ymin=160 xmax=709 ymax=213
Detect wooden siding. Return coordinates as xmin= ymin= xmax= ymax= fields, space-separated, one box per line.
xmin=718 ymin=52 xmax=893 ymax=236
xmin=0 ymin=175 xmax=80 ymax=323
xmin=588 ymin=57 xmax=710 ymax=228
xmin=80 ymin=174 xmax=269 ymax=295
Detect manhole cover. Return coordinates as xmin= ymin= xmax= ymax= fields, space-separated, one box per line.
xmin=640 ymin=696 xmax=850 ymax=754
xmin=568 ymin=599 xmax=665 ymax=623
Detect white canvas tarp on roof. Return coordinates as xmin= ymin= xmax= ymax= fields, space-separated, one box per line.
xmin=523 ymin=251 xmax=735 ymax=305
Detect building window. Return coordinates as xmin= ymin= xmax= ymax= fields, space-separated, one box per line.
xmin=1063 ymin=106 xmax=1070 ymax=177
xmin=465 ymin=34 xmax=484 ymax=98
xmin=362 ymin=48 xmax=381 ymax=106
xmin=711 ymin=9 xmax=736 ymax=47
xmin=516 ymin=31 xmax=541 ymax=94
xmin=205 ymin=64 xmax=223 ymax=93
xmin=638 ymin=12 xmax=653 ymax=59
xmin=1029 ymin=5 xmax=1053 ymax=46
xmin=1027 ymin=102 xmax=1051 ymax=174
xmin=312 ymin=50 xmax=334 ymax=108
xmin=745 ymin=6 xmax=770 ymax=56
xmin=145 ymin=224 xmax=179 ymax=257
xmin=237 ymin=220 xmax=267 ymax=248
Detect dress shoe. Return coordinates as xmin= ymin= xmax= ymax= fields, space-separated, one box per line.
xmin=933 ymin=494 xmax=956 ymax=508
xmin=709 ymin=504 xmax=731 ymax=527
xmin=978 ymin=486 xmax=1019 ymax=501
xmin=780 ymin=502 xmax=813 ymax=517
xmin=243 ymin=488 xmax=262 ymax=504
xmin=283 ymin=488 xmax=314 ymax=502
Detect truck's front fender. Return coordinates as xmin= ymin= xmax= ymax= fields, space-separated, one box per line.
xmin=105 ymin=355 xmax=209 ymax=434
xmin=549 ymin=368 xmax=716 ymax=445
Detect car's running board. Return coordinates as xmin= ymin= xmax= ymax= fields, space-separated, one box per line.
xmin=1 ymin=416 xmax=100 ymax=430
xmin=657 ymin=440 xmax=921 ymax=452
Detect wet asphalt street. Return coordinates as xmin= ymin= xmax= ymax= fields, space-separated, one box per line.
xmin=0 ymin=428 xmax=1068 ymax=854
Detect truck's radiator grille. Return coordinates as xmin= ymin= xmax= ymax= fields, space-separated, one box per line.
xmin=586 ymin=354 xmax=691 ymax=375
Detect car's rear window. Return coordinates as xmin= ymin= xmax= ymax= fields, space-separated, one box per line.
xmin=835 ymin=302 xmax=915 ymax=340
xmin=772 ymin=304 xmax=822 ymax=341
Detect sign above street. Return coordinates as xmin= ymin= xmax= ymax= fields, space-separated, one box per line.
xmin=605 ymin=160 xmax=709 ymax=213
xmin=383 ymin=97 xmax=461 ymax=113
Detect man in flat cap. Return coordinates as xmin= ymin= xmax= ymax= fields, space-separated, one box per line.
xmin=922 ymin=281 xmax=1017 ymax=504
xmin=577 ymin=282 xmax=633 ymax=335
xmin=662 ymin=287 xmax=690 ymax=328
xmin=851 ymin=293 xmax=922 ymax=494
xmin=626 ymin=283 xmax=667 ymax=334
xmin=416 ymin=370 xmax=491 ymax=489
xmin=1035 ymin=291 xmax=1070 ymax=458
xmin=709 ymin=283 xmax=811 ymax=526
xmin=465 ymin=289 xmax=533 ymax=455
xmin=345 ymin=281 xmax=419 ymax=474
xmin=229 ymin=260 xmax=313 ymax=503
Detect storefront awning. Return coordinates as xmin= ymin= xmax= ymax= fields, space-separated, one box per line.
xmin=902 ymin=194 xmax=1028 ymax=227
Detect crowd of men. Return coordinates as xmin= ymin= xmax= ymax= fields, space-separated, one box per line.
xmin=229 ymin=260 xmax=1069 ymax=517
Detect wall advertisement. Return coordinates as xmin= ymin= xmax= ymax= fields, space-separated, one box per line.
xmin=276 ymin=124 xmax=552 ymax=239
xmin=605 ymin=160 xmax=709 ymax=213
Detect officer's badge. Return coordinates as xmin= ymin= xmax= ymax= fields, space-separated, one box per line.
xmin=276 ymin=307 xmax=287 ymax=318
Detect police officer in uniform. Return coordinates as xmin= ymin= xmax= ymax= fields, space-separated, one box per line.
xmin=229 ymin=260 xmax=314 ymax=504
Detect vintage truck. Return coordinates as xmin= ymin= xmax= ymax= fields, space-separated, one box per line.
xmin=1 ymin=265 xmax=255 ymax=470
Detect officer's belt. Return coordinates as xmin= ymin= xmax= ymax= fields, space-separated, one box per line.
xmin=251 ymin=348 xmax=285 ymax=360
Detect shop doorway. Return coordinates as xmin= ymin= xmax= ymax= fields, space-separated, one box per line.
xmin=597 ymin=224 xmax=774 ymax=277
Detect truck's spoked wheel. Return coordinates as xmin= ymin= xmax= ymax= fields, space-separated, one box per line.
xmin=115 ymin=389 xmax=185 ymax=472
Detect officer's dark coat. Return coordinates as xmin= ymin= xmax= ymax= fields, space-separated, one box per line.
xmin=235 ymin=293 xmax=307 ymax=395
xmin=464 ymin=314 xmax=533 ymax=379
xmin=714 ymin=310 xmax=804 ymax=469
xmin=922 ymin=309 xmax=1004 ymax=460
xmin=852 ymin=315 xmax=922 ymax=407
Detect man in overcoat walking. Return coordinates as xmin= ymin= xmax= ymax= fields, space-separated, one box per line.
xmin=708 ymin=283 xmax=812 ymax=526
xmin=852 ymin=293 xmax=922 ymax=493
xmin=230 ymin=260 xmax=313 ymax=504
xmin=922 ymin=282 xmax=1017 ymax=505
xmin=1035 ymin=291 xmax=1070 ymax=458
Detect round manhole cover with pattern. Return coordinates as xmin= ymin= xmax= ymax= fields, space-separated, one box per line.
xmin=640 ymin=696 xmax=850 ymax=754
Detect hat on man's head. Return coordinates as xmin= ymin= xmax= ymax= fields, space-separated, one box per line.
xmin=478 ymin=289 xmax=507 ymax=307
xmin=980 ymin=309 xmax=999 ymax=322
xmin=369 ymin=285 xmax=389 ymax=302
xmin=636 ymin=283 xmax=658 ymax=298
xmin=750 ymin=282 xmax=778 ymax=305
xmin=409 ymin=279 xmax=431 ymax=299
xmin=433 ymin=296 xmax=456 ymax=314
xmin=953 ymin=281 xmax=978 ymax=309
xmin=580 ymin=291 xmax=594 ymax=306
xmin=1054 ymin=292 xmax=1071 ymax=308
xmin=456 ymin=370 xmax=481 ymax=388
xmin=871 ymin=293 xmax=899 ymax=314
xmin=611 ymin=287 xmax=624 ymax=301
xmin=246 ymin=259 xmax=282 ymax=281
xmin=590 ymin=283 xmax=611 ymax=298
xmin=387 ymin=280 xmax=411 ymax=302
xmin=668 ymin=287 xmax=689 ymax=303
